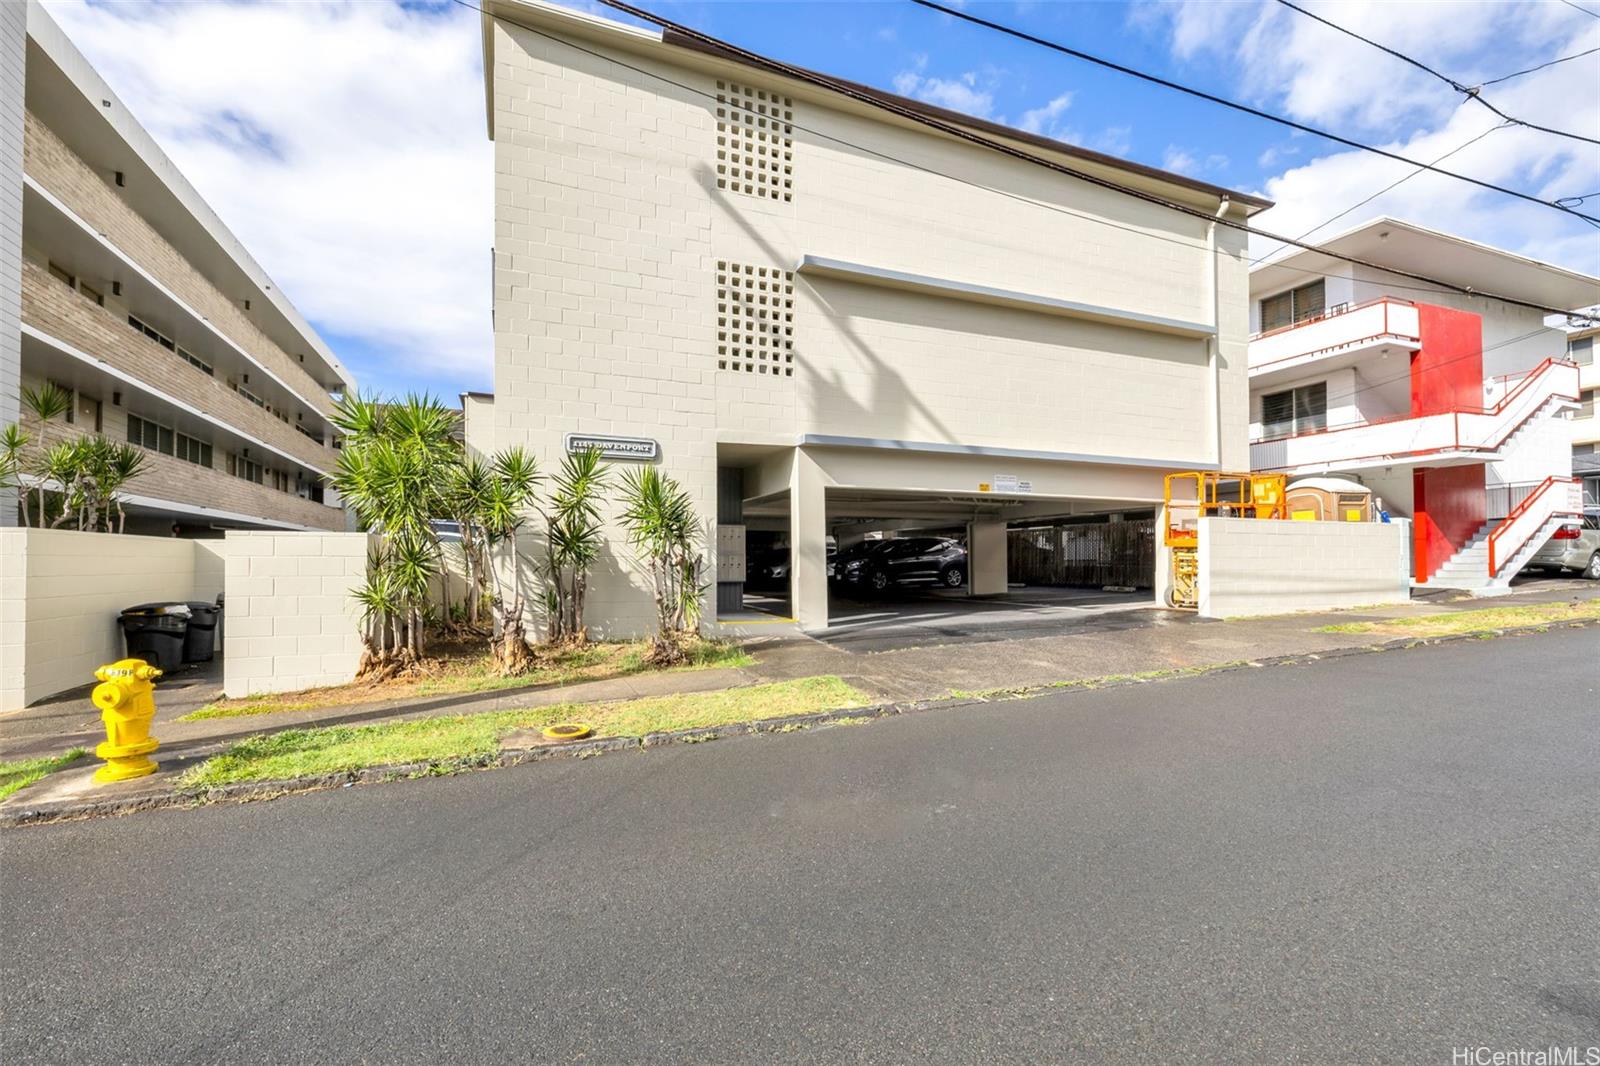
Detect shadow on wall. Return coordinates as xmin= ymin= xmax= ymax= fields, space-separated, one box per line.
xmin=702 ymin=160 xmax=959 ymax=447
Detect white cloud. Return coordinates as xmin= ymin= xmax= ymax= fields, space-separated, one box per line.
xmin=1144 ymin=0 xmax=1600 ymax=277
xmin=1161 ymin=146 xmax=1199 ymax=175
xmin=42 ymin=0 xmax=492 ymax=393
xmin=1083 ymin=125 xmax=1134 ymax=156
xmin=1018 ymin=92 xmax=1074 ymax=137
xmin=892 ymin=58 xmax=1000 ymax=119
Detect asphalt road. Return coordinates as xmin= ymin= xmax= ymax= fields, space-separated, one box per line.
xmin=3 ymin=628 xmax=1598 ymax=1064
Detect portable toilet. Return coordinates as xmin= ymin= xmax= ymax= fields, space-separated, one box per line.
xmin=1285 ymin=477 xmax=1373 ymax=523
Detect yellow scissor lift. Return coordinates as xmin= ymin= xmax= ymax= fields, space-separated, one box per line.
xmin=1162 ymin=472 xmax=1288 ymax=609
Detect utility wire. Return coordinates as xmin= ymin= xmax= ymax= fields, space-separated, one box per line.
xmin=1250 ymin=122 xmax=1511 ymax=265
xmin=1558 ymin=0 xmax=1600 ymax=21
xmin=593 ymin=0 xmax=1599 ymax=312
xmin=1272 ymin=0 xmax=1600 ymax=147
xmin=466 ymin=0 xmax=1585 ymax=441
xmin=909 ymin=0 xmax=1600 ymax=225
xmin=459 ymin=0 xmax=1598 ymax=319
xmin=1481 ymin=44 xmax=1600 ymax=86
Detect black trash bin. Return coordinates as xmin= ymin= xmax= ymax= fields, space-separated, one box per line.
xmin=119 ymin=603 xmax=191 ymax=672
xmin=183 ymin=601 xmax=222 ymax=664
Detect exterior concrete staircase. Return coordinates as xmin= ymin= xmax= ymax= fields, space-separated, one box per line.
xmin=1417 ymin=478 xmax=1583 ymax=593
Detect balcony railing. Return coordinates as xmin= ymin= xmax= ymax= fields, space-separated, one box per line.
xmin=1251 ymin=358 xmax=1580 ymax=472
xmin=1249 ymin=297 xmax=1421 ymax=374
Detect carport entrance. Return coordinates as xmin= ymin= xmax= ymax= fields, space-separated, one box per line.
xmin=721 ymin=449 xmax=1160 ymax=636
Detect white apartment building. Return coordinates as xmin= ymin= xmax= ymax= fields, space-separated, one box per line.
xmin=1 ymin=0 xmax=354 ymax=533
xmin=1567 ymin=324 xmax=1599 ymax=509
xmin=1247 ymin=218 xmax=1599 ymax=590
xmin=475 ymin=0 xmax=1271 ymax=633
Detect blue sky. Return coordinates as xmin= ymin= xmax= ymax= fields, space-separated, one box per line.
xmin=44 ymin=1 xmax=1600 ymax=399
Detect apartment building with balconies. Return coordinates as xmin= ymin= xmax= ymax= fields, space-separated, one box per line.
xmin=1566 ymin=324 xmax=1600 ymax=510
xmin=1247 ymin=218 xmax=1598 ymax=590
xmin=0 ymin=1 xmax=353 ymax=533
xmin=476 ymin=0 xmax=1272 ymax=633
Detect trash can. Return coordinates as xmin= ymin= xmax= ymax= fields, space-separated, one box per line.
xmin=183 ymin=601 xmax=222 ymax=664
xmin=119 ymin=603 xmax=191 ymax=672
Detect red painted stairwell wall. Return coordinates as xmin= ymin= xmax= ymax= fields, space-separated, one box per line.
xmin=1410 ymin=304 xmax=1486 ymax=582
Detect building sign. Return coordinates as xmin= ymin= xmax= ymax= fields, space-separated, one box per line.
xmin=565 ymin=433 xmax=659 ymax=461
xmin=989 ymin=475 xmax=1033 ymax=494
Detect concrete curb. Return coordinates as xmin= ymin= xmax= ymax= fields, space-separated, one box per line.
xmin=4 ymin=618 xmax=1591 ymax=827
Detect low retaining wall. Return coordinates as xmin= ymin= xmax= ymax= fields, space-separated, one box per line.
xmin=221 ymin=531 xmax=369 ymax=698
xmin=0 ymin=528 xmax=226 ymax=709
xmin=1197 ymin=517 xmax=1410 ymax=619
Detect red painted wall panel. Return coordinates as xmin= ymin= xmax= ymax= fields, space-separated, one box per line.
xmin=1412 ymin=465 xmax=1486 ymax=582
xmin=1411 ymin=304 xmax=1483 ymax=416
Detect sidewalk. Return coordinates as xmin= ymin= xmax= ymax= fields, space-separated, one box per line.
xmin=4 ymin=580 xmax=1596 ymax=769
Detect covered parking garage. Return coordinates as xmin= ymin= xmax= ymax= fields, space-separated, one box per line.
xmin=717 ymin=442 xmax=1179 ymax=634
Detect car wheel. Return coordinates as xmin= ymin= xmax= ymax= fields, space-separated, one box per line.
xmin=1586 ymin=553 xmax=1600 ymax=581
xmin=942 ymin=566 xmax=965 ymax=588
xmin=869 ymin=570 xmax=890 ymax=592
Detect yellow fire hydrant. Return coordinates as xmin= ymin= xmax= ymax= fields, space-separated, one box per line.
xmin=90 ymin=659 xmax=163 ymax=784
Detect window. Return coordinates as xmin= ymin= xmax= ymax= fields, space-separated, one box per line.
xmin=1581 ymin=389 xmax=1596 ymax=420
xmin=175 ymin=345 xmax=214 ymax=376
xmin=79 ymin=282 xmax=105 ymax=307
xmin=229 ymin=454 xmax=264 ymax=484
xmin=1259 ymin=280 xmax=1326 ymax=332
xmin=127 ymin=413 xmax=212 ymax=467
xmin=47 ymin=262 xmax=75 ymax=289
xmin=128 ymin=314 xmax=214 ymax=374
xmin=1261 ymin=382 xmax=1328 ymax=437
xmin=1571 ymin=336 xmax=1594 ymax=367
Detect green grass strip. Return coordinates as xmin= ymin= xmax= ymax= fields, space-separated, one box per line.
xmin=178 ymin=676 xmax=866 ymax=791
xmin=0 ymin=748 xmax=88 ymax=802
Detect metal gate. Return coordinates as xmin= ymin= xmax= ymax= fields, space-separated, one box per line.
xmin=1007 ymin=518 xmax=1155 ymax=589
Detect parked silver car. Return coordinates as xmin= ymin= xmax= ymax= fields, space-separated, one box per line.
xmin=1531 ymin=512 xmax=1600 ymax=580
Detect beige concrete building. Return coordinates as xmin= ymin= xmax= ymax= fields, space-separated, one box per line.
xmin=1 ymin=0 xmax=353 ymax=534
xmin=475 ymin=0 xmax=1270 ymax=633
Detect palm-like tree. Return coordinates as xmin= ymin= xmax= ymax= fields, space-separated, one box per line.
xmin=331 ymin=391 xmax=462 ymax=676
xmin=443 ymin=454 xmax=496 ymax=629
xmin=17 ymin=383 xmax=71 ymax=526
xmin=1 ymin=424 xmax=27 ymax=527
xmin=476 ymin=447 xmax=540 ymax=672
xmin=617 ymin=465 xmax=705 ymax=663
xmin=542 ymin=447 xmax=608 ymax=644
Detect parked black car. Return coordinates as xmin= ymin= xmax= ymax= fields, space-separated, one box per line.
xmin=833 ymin=537 xmax=967 ymax=593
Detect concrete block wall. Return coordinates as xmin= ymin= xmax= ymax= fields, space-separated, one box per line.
xmin=221 ymin=531 xmax=368 ymax=698
xmin=492 ymin=21 xmax=718 ymax=638
xmin=0 ymin=528 xmax=216 ymax=709
xmin=1196 ymin=517 xmax=1410 ymax=619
